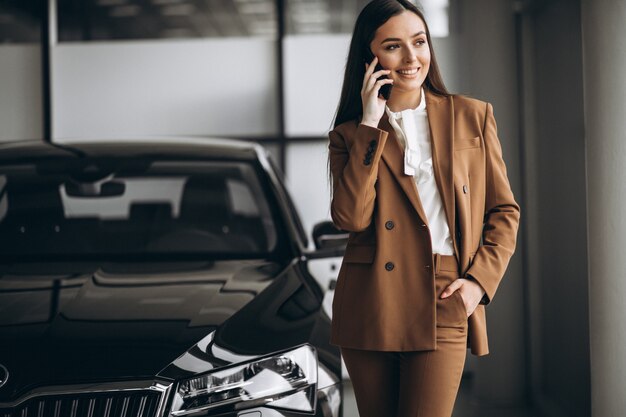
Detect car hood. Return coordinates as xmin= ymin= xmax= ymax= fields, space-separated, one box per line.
xmin=0 ymin=259 xmax=289 ymax=401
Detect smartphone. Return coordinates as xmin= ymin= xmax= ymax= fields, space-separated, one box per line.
xmin=365 ymin=50 xmax=392 ymax=100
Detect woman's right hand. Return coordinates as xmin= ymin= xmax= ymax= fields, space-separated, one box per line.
xmin=361 ymin=56 xmax=393 ymax=128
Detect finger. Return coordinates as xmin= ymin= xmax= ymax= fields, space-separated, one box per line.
xmin=372 ymin=69 xmax=391 ymax=78
xmin=362 ymin=63 xmax=368 ymax=93
xmin=367 ymin=78 xmax=394 ymax=97
xmin=371 ymin=81 xmax=393 ymax=100
xmin=375 ymin=78 xmax=394 ymax=87
xmin=362 ymin=62 xmax=375 ymax=94
xmin=365 ymin=72 xmax=392 ymax=93
xmin=364 ymin=55 xmax=378 ymax=76
xmin=441 ymin=280 xmax=463 ymax=298
xmin=364 ymin=73 xmax=378 ymax=91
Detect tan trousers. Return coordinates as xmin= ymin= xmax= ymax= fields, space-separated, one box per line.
xmin=340 ymin=254 xmax=468 ymax=417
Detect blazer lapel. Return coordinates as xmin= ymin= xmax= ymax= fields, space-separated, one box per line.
xmin=379 ymin=114 xmax=429 ymax=226
xmin=425 ymin=90 xmax=458 ymax=260
xmin=380 ymin=89 xmax=459 ymax=261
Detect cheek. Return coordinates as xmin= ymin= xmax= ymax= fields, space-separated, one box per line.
xmin=419 ymin=50 xmax=431 ymax=64
xmin=378 ymin=55 xmax=398 ymax=69
xmin=420 ymin=58 xmax=431 ymax=75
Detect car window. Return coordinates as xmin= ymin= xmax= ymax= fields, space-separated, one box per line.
xmin=0 ymin=159 xmax=281 ymax=258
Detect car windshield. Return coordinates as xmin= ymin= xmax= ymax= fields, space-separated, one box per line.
xmin=0 ymin=158 xmax=283 ymax=259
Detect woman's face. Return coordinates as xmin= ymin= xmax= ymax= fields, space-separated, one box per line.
xmin=369 ymin=10 xmax=430 ymax=94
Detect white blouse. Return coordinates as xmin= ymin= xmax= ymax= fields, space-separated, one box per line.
xmin=384 ymin=87 xmax=454 ymax=255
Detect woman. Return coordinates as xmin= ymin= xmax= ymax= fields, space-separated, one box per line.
xmin=327 ymin=1 xmax=521 ymax=416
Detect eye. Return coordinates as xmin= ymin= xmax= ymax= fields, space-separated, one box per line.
xmin=385 ymin=44 xmax=400 ymax=51
xmin=415 ymin=39 xmax=426 ymax=46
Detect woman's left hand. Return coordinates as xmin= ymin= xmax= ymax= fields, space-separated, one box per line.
xmin=441 ymin=278 xmax=485 ymax=317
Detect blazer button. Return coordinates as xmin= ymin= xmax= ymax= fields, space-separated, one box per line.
xmin=463 ymin=185 xmax=468 ymax=194
xmin=385 ymin=262 xmax=394 ymax=271
xmin=385 ymin=220 xmax=394 ymax=230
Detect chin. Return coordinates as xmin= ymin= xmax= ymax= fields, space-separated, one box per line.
xmin=396 ymin=82 xmax=423 ymax=93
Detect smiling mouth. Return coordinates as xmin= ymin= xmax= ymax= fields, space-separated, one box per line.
xmin=397 ymin=68 xmax=419 ymax=75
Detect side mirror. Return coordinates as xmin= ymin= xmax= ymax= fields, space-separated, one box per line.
xmin=312 ymin=220 xmax=348 ymax=250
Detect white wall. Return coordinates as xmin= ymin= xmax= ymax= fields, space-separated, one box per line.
xmin=0 ymin=45 xmax=43 ymax=142
xmin=53 ymin=38 xmax=278 ymax=139
xmin=581 ymin=1 xmax=626 ymax=416
xmin=283 ymin=34 xmax=349 ymax=137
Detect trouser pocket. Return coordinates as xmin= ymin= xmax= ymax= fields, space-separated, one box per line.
xmin=435 ymin=274 xmax=468 ymax=327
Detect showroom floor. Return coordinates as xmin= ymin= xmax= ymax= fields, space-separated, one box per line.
xmin=342 ymin=375 xmax=537 ymax=417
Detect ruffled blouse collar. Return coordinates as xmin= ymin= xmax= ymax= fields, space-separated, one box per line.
xmin=384 ymin=87 xmax=432 ymax=183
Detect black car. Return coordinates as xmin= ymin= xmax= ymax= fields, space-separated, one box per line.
xmin=0 ymin=138 xmax=348 ymax=417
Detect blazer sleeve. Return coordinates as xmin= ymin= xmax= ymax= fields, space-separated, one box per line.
xmin=465 ymin=102 xmax=521 ymax=305
xmin=328 ymin=122 xmax=389 ymax=232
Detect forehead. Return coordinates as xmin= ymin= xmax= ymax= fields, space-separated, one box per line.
xmin=374 ymin=10 xmax=426 ymax=38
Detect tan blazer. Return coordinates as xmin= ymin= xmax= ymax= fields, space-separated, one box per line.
xmin=328 ymin=88 xmax=520 ymax=356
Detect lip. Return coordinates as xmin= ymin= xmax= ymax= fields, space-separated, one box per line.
xmin=395 ymin=67 xmax=421 ymax=78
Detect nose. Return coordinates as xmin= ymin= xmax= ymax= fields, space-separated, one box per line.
xmin=403 ymin=49 xmax=418 ymax=63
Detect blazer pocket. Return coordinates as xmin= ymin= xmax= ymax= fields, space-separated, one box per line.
xmin=342 ymin=244 xmax=376 ymax=264
xmin=454 ymin=136 xmax=481 ymax=151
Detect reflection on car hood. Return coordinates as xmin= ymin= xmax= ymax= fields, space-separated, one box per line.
xmin=0 ymin=259 xmax=285 ymax=401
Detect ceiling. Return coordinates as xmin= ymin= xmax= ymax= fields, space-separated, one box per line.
xmin=0 ymin=0 xmax=447 ymax=43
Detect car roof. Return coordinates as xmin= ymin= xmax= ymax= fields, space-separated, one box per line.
xmin=0 ymin=137 xmax=267 ymax=163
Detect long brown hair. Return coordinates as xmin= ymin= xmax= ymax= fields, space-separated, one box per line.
xmin=331 ymin=0 xmax=451 ymax=129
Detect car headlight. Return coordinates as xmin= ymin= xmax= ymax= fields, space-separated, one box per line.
xmin=169 ymin=344 xmax=318 ymax=416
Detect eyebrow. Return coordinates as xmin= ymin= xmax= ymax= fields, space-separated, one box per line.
xmin=380 ymin=31 xmax=426 ymax=44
